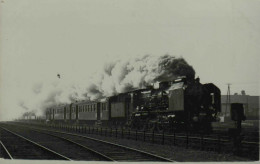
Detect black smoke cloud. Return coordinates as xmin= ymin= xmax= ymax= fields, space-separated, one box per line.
xmin=155 ymin=56 xmax=195 ymax=81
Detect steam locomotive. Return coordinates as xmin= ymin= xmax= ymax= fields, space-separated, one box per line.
xmin=46 ymin=77 xmax=221 ymax=133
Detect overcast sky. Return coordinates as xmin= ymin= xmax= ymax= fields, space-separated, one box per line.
xmin=0 ymin=0 xmax=259 ymax=121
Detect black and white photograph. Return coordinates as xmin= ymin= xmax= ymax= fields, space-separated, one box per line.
xmin=0 ymin=0 xmax=259 ymax=163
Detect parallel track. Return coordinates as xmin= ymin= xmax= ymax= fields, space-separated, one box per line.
xmin=4 ymin=123 xmax=175 ymax=162
xmin=44 ymin=130 xmax=174 ymax=161
xmin=0 ymin=127 xmax=70 ymax=160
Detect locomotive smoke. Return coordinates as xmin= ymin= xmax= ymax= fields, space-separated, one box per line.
xmin=18 ymin=54 xmax=195 ymax=117
xmin=85 ymin=54 xmax=195 ymax=100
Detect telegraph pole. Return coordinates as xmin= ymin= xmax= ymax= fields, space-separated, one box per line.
xmin=225 ymin=83 xmax=231 ymax=117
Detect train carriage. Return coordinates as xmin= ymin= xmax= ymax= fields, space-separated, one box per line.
xmin=71 ymin=103 xmax=77 ymax=120
xmin=100 ymin=98 xmax=109 ymax=124
xmin=77 ymin=101 xmax=100 ymax=125
xmin=65 ymin=104 xmax=71 ymax=121
xmin=53 ymin=105 xmax=66 ymax=122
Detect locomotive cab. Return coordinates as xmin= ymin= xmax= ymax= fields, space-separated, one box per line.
xmin=167 ymin=77 xmax=221 ymax=133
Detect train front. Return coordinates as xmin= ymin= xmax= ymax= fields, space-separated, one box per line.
xmin=167 ymin=77 xmax=221 ymax=133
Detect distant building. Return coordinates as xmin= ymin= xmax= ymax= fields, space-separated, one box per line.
xmin=221 ymin=91 xmax=259 ymax=120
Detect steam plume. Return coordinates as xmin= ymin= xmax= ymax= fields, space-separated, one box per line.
xmin=85 ymin=54 xmax=195 ymax=99
xmin=18 ymin=54 xmax=195 ymax=117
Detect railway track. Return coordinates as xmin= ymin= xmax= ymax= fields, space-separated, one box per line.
xmin=0 ymin=127 xmax=70 ymax=160
xmin=0 ymin=140 xmax=13 ymax=159
xmin=1 ymin=124 xmax=175 ymax=161
xmin=3 ymin=122 xmax=259 ymax=160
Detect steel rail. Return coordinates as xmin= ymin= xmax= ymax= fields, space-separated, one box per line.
xmin=0 ymin=140 xmax=13 ymax=159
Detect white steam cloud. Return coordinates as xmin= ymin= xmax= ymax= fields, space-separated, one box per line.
xmin=18 ymin=54 xmax=195 ymax=118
